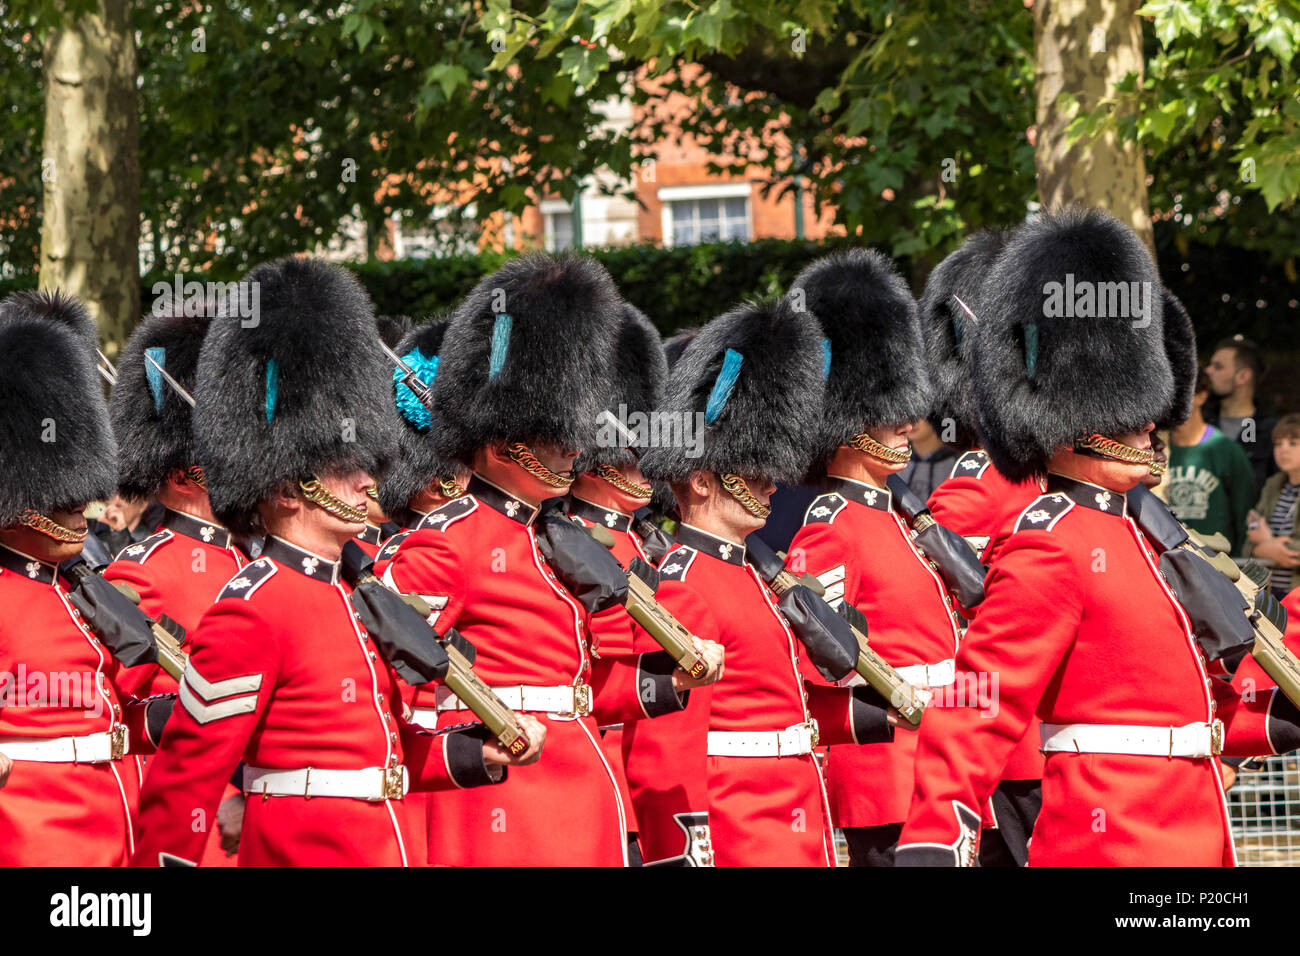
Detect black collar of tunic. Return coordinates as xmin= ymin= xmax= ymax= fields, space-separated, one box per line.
xmin=0 ymin=543 xmax=58 ymax=585
xmin=567 ymin=495 xmax=633 ymax=534
xmin=262 ymin=536 xmax=340 ymax=583
xmin=824 ymin=476 xmax=893 ymax=513
xmin=467 ymin=474 xmax=540 ymax=527
xmin=675 ymin=523 xmax=746 ymax=565
xmin=163 ymin=508 xmax=232 ymax=549
xmin=1046 ymin=474 xmax=1129 ymax=517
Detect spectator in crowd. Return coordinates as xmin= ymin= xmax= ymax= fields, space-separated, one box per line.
xmin=1204 ymin=335 xmax=1277 ymax=493
xmin=1165 ymin=371 xmax=1256 ymax=554
xmin=899 ymin=417 xmax=965 ymax=502
xmin=87 ymin=493 xmax=164 ymax=558
xmin=1244 ymin=414 xmax=1300 ymax=599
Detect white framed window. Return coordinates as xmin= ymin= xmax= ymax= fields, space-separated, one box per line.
xmin=540 ymin=199 xmax=575 ymax=252
xmin=658 ymin=183 xmax=752 ymax=247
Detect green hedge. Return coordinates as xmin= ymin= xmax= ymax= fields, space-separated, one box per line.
xmin=2 ymin=228 xmax=1294 ymax=352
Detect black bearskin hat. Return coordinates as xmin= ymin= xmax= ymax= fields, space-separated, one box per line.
xmin=580 ymin=302 xmax=668 ymax=471
xmin=917 ymin=228 xmax=1014 ymax=439
xmin=0 ymin=290 xmax=117 ymax=525
xmin=1155 ymin=288 xmax=1198 ymax=430
xmin=110 ymin=307 xmax=211 ymax=499
xmin=973 ymin=207 xmax=1172 ymax=483
xmin=431 ymin=252 xmax=621 ymax=466
xmin=639 ymin=297 xmax=826 ymax=486
xmin=790 ymin=248 xmax=931 ymax=478
xmin=193 ymin=257 xmax=399 ymax=533
xmin=377 ymin=316 xmax=458 ymax=519
xmin=662 ymin=327 xmax=699 ymax=369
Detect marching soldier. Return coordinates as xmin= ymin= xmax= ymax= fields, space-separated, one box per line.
xmin=0 ymin=291 xmax=173 ymax=865
xmin=564 ymin=302 xmax=667 ymax=864
xmin=130 ymin=257 xmax=543 ymax=866
xmin=915 ymin=228 xmax=1047 ymax=865
xmin=898 ymin=208 xmax=1300 ymax=865
xmin=101 ymin=302 xmax=249 ymax=864
xmin=781 ymin=249 xmax=957 ymax=867
xmin=355 ymin=315 xmax=413 ymax=556
xmin=382 ymin=253 xmax=719 ymax=866
xmin=637 ymin=295 xmax=896 ymax=866
xmin=372 ymin=315 xmax=470 ymax=576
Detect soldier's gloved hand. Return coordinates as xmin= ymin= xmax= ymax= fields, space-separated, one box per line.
xmin=777 ymin=584 xmax=858 ymax=682
xmin=535 ymin=514 xmax=629 ymax=613
xmin=63 ymin=569 xmax=159 ymax=668
xmin=350 ymin=580 xmax=450 ymax=685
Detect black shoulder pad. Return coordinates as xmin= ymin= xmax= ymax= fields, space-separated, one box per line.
xmin=417 ymin=496 xmax=477 ymax=533
xmin=950 ymin=450 xmax=991 ymax=480
xmin=803 ymin=493 xmax=848 ymax=526
xmin=217 ymin=559 xmax=277 ymax=601
xmin=377 ymin=530 xmax=411 ymax=562
xmin=656 ymin=547 xmax=698 ymax=582
xmin=1014 ymin=493 xmax=1074 ymax=534
xmin=114 ymin=530 xmax=174 ymax=564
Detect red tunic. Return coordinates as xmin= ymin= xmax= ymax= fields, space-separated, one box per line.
xmin=103 ymin=508 xmax=246 ymax=866
xmin=646 ymin=524 xmax=885 ymax=866
xmin=381 ymin=474 xmax=685 ymax=866
xmin=0 ymin=545 xmax=163 ymax=866
xmin=899 ymin=475 xmax=1288 ymax=866
xmin=927 ymin=450 xmax=1046 ymax=786
xmin=104 ymin=509 xmax=246 ymax=700
xmin=567 ymin=486 xmax=652 ymax=841
xmin=129 ymin=535 xmax=500 ymax=867
xmin=786 ymin=477 xmax=962 ymax=827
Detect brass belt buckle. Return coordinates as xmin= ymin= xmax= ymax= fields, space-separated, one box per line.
xmin=808 ymin=719 xmax=820 ymax=749
xmin=109 ymin=724 xmax=127 ymax=760
xmin=382 ymin=765 xmax=406 ymax=800
xmin=1209 ymin=718 xmax=1224 ymax=756
xmin=573 ymin=683 xmax=592 ymax=717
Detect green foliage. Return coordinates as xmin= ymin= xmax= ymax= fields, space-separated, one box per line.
xmin=1 ymin=0 xmax=635 ymax=277
xmin=1068 ymin=0 xmax=1300 ymax=259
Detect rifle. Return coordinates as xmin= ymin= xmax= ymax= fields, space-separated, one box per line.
xmin=1127 ymin=484 xmax=1300 ymax=708
xmin=583 ymin=523 xmax=709 ymax=679
xmin=339 ymin=542 xmax=530 ymax=758
xmin=744 ymin=533 xmax=926 ymax=727
xmin=60 ymin=556 xmax=187 ymax=678
xmin=886 ymin=474 xmax=988 ymax=609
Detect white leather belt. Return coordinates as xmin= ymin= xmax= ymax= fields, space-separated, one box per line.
xmin=707 ymin=722 xmax=819 ymax=758
xmin=243 ymin=764 xmax=409 ymax=801
xmin=434 ymin=682 xmax=591 ymax=717
xmin=0 ymin=726 xmax=127 ymax=764
xmin=895 ymin=658 xmax=956 ymax=688
xmin=1040 ymin=720 xmax=1224 ymax=758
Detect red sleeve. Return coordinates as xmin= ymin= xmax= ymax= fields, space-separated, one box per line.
xmin=130 ymin=598 xmax=281 ymax=866
xmin=928 ymin=477 xmax=996 ymax=559
xmin=898 ymin=530 xmax=1082 ymax=862
xmin=591 ymin=645 xmax=689 ymax=723
xmin=381 ymin=530 xmax=466 ymax=636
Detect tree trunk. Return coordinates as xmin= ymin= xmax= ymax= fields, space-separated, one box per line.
xmin=1034 ymin=0 xmax=1154 ymax=255
xmin=40 ymin=0 xmax=140 ymax=352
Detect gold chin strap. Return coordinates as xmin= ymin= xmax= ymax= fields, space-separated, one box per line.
xmin=365 ymin=485 xmax=378 ymax=501
xmin=1076 ymin=433 xmax=1160 ymax=475
xmin=298 ymin=477 xmax=367 ymax=523
xmin=185 ymin=465 xmax=208 ymax=489
xmin=719 ymin=473 xmax=772 ymax=520
xmin=19 ymin=509 xmax=88 ymax=543
xmin=594 ymin=464 xmax=652 ymax=500
xmin=506 ymin=442 xmax=572 ymax=488
xmin=848 ymin=432 xmax=912 ymax=465
xmin=437 ymin=477 xmax=466 ymax=499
